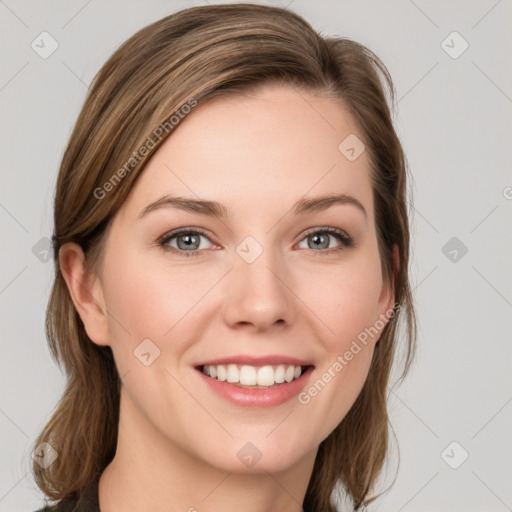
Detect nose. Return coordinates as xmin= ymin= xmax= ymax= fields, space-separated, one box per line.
xmin=222 ymin=246 xmax=295 ymax=332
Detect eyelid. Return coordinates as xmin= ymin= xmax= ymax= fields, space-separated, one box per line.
xmin=300 ymin=225 xmax=351 ymax=240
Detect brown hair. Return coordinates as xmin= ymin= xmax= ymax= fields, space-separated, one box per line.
xmin=32 ymin=3 xmax=417 ymax=511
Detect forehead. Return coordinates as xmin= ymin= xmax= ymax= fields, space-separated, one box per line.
xmin=118 ymin=84 xmax=373 ymax=223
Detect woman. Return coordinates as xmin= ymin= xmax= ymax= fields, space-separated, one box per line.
xmin=33 ymin=3 xmax=416 ymax=511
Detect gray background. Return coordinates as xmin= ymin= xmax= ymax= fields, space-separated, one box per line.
xmin=1 ymin=1 xmax=511 ymax=511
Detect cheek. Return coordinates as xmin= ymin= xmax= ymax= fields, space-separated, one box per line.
xmin=302 ymin=248 xmax=384 ymax=351
xmin=103 ymin=268 xmax=169 ymax=339
xmin=99 ymin=250 xmax=173 ymax=361
xmin=99 ymin=255 xmax=208 ymax=431
xmin=294 ymin=248 xmax=384 ymax=430
xmin=100 ymin=250 xmax=221 ymax=366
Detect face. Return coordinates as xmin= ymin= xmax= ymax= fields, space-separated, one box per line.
xmin=76 ymin=84 xmax=393 ymax=474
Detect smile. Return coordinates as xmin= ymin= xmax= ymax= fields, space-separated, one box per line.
xmin=194 ymin=356 xmax=315 ymax=408
xmin=200 ymin=363 xmax=310 ymax=388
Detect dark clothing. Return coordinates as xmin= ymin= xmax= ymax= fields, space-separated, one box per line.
xmin=34 ymin=472 xmax=101 ymax=512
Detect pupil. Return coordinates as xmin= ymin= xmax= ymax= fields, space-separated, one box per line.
xmin=311 ymin=233 xmax=327 ymax=249
xmin=181 ymin=234 xmax=197 ymax=249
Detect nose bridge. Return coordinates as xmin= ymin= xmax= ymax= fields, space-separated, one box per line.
xmin=223 ymin=235 xmax=294 ymax=330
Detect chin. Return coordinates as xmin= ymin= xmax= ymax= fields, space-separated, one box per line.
xmin=194 ymin=433 xmax=314 ymax=474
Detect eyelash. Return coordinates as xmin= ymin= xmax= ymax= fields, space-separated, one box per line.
xmin=157 ymin=227 xmax=354 ymax=258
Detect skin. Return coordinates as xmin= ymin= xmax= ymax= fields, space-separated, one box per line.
xmin=60 ymin=83 xmax=395 ymax=512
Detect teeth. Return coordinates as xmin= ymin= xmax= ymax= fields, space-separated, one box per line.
xmin=256 ymin=366 xmax=274 ymax=386
xmin=217 ymin=365 xmax=227 ymax=381
xmin=240 ymin=365 xmax=257 ymax=385
xmin=227 ymin=364 xmax=239 ymax=383
xmin=201 ymin=363 xmax=307 ymax=387
xmin=275 ymin=365 xmax=285 ymax=383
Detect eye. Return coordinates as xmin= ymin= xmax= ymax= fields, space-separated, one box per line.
xmin=158 ymin=228 xmax=215 ymax=258
xmin=297 ymin=227 xmax=354 ymax=254
xmin=157 ymin=226 xmax=354 ymax=258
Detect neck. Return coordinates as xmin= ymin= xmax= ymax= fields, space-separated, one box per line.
xmin=98 ymin=388 xmax=317 ymax=512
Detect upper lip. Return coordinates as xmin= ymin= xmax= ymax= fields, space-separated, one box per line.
xmin=195 ymin=355 xmax=314 ymax=368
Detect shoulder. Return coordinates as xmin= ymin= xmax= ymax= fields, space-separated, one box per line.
xmin=32 ymin=471 xmax=101 ymax=512
xmin=32 ymin=499 xmax=79 ymax=512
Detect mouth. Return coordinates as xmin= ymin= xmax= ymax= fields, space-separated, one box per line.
xmin=196 ymin=363 xmax=314 ymax=389
xmin=193 ymin=355 xmax=315 ymax=407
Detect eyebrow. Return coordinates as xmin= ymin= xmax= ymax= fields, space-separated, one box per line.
xmin=138 ymin=193 xmax=367 ymax=219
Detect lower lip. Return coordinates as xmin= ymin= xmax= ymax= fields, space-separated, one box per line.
xmin=196 ymin=366 xmax=314 ymax=408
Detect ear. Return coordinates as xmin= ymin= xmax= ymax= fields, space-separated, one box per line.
xmin=376 ymin=244 xmax=399 ymax=326
xmin=59 ymin=242 xmax=110 ymax=346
